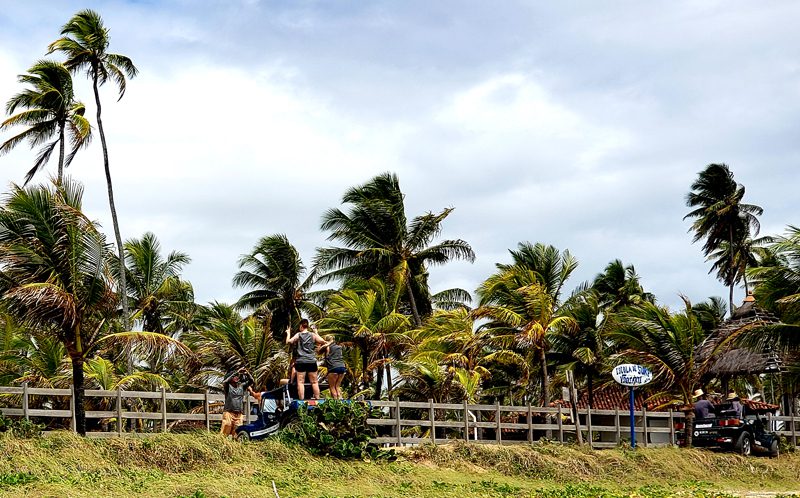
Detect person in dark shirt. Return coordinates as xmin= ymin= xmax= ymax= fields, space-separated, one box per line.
xmin=321 ymin=335 xmax=346 ymax=399
xmin=285 ymin=319 xmax=326 ymax=400
xmin=727 ymin=392 xmax=743 ymax=418
xmin=220 ymin=367 xmax=253 ymax=437
xmin=692 ymin=389 xmax=715 ymax=419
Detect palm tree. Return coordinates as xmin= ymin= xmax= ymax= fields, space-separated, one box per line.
xmin=315 ymin=172 xmax=475 ymax=326
xmin=610 ymin=300 xmax=709 ymax=447
xmin=750 ymin=226 xmax=800 ymax=324
xmin=233 ymin=234 xmax=322 ymax=338
xmin=49 ymin=9 xmax=138 ymax=330
xmin=592 ymin=259 xmax=654 ymax=311
xmin=318 ymin=278 xmax=411 ymax=397
xmin=0 ymin=179 xmax=185 ymax=435
xmin=707 ymin=229 xmax=774 ymax=298
xmin=1 ymin=60 xmax=91 ymax=184
xmin=685 ymin=164 xmax=763 ymax=311
xmin=475 ymin=243 xmax=579 ymax=405
xmin=691 ymin=296 xmax=728 ymax=333
xmin=118 ymin=232 xmax=193 ymax=333
xmin=184 ymin=305 xmax=290 ymax=390
xmin=551 ymin=289 xmax=607 ymax=408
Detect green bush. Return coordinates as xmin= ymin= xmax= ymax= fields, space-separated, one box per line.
xmin=279 ymin=399 xmax=393 ymax=460
xmin=0 ymin=413 xmax=43 ymax=438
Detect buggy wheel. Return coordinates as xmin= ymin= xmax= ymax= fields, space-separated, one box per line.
xmin=279 ymin=413 xmax=300 ymax=430
xmin=236 ymin=430 xmax=250 ymax=442
xmin=735 ymin=432 xmax=752 ymax=456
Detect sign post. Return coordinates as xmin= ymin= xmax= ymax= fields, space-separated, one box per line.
xmin=612 ymin=363 xmax=653 ymax=449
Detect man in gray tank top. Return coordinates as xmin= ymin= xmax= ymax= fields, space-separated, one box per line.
xmin=285 ymin=319 xmax=327 ymax=399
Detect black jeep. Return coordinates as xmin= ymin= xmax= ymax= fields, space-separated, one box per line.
xmin=675 ymin=403 xmax=780 ymax=457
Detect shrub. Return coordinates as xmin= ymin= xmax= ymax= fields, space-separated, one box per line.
xmin=280 ymin=399 xmax=393 ymax=460
xmin=0 ymin=413 xmax=43 ymax=438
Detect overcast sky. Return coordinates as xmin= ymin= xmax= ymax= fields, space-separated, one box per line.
xmin=0 ymin=1 xmax=797 ymax=311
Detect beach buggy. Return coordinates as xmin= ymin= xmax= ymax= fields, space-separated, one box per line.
xmin=235 ymin=383 xmax=325 ymax=441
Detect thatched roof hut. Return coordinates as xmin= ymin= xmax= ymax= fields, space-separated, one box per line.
xmin=697 ymin=293 xmax=784 ymax=377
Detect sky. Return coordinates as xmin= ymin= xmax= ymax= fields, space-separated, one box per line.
xmin=0 ymin=1 xmax=797 ymax=311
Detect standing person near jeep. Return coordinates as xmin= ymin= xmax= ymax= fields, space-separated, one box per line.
xmin=220 ymin=367 xmax=253 ymax=437
xmin=321 ymin=335 xmax=346 ymax=399
xmin=285 ymin=319 xmax=326 ymax=400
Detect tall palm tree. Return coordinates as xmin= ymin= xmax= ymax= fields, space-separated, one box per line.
xmin=0 ymin=179 xmax=185 ymax=434
xmin=708 ymin=228 xmax=773 ymax=297
xmin=315 ymin=172 xmax=475 ymax=326
xmin=475 ymin=243 xmax=579 ymax=405
xmin=49 ymin=9 xmax=138 ymax=330
xmin=118 ymin=232 xmax=193 ymax=333
xmin=685 ymin=164 xmax=763 ymax=311
xmin=592 ymin=259 xmax=654 ymax=311
xmin=1 ymin=60 xmax=91 ymax=184
xmin=234 ymin=234 xmax=322 ymax=338
xmin=610 ymin=300 xmax=709 ymax=447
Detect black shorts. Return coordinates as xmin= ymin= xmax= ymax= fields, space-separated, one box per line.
xmin=295 ymin=362 xmax=318 ymax=373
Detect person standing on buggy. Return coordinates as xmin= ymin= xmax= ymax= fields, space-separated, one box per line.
xmin=321 ymin=335 xmax=346 ymax=399
xmin=285 ymin=319 xmax=326 ymax=400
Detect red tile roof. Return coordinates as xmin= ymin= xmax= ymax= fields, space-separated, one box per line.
xmin=552 ymin=386 xmax=674 ymax=411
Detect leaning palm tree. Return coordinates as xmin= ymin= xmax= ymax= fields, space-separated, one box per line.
xmin=1 ymin=60 xmax=91 ymax=184
xmin=685 ymin=164 xmax=763 ymax=311
xmin=49 ymin=9 xmax=138 ymax=329
xmin=315 ymin=172 xmax=475 ymax=326
xmin=234 ymin=234 xmax=322 ymax=338
xmin=0 ymin=179 xmax=187 ymax=435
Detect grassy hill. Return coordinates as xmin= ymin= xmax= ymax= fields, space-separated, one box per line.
xmin=1 ymin=432 xmax=799 ymax=497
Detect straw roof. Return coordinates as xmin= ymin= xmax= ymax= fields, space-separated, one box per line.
xmin=696 ymin=295 xmax=783 ymax=376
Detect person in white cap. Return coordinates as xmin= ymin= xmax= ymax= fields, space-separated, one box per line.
xmin=692 ymin=388 xmax=715 ymax=418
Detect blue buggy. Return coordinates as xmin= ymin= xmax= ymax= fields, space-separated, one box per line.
xmin=235 ymin=384 xmax=326 ymax=441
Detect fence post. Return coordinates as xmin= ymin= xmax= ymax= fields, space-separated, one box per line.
xmin=204 ymin=389 xmax=210 ymax=432
xmin=22 ymin=382 xmax=29 ymax=421
xmin=116 ymin=387 xmax=123 ymax=436
xmin=429 ymin=399 xmax=436 ymax=446
xmin=669 ymin=410 xmax=675 ymax=446
xmin=615 ymin=408 xmax=621 ymax=444
xmin=495 ymin=400 xmax=502 ymax=444
xmin=641 ymin=405 xmax=648 ymax=448
xmin=527 ymin=402 xmax=533 ymax=443
xmin=395 ymin=399 xmax=402 ymax=446
xmin=557 ymin=405 xmax=563 ymax=443
xmin=463 ymin=400 xmax=469 ymax=442
xmin=69 ymin=385 xmax=76 ymax=433
xmin=791 ymin=409 xmax=797 ymax=448
xmin=587 ymin=406 xmax=593 ymax=448
xmin=160 ymin=387 xmax=167 ymax=433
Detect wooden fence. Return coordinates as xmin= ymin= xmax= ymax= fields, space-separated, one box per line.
xmin=1 ymin=385 xmax=798 ymax=448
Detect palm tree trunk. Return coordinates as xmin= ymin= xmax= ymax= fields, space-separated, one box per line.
xmin=72 ymin=356 xmax=86 ymax=436
xmin=57 ymin=124 xmax=65 ymax=184
xmin=385 ymin=361 xmax=393 ymax=399
xmin=540 ymin=349 xmax=550 ymax=406
xmin=92 ymin=71 xmax=130 ymax=331
xmin=729 ymin=224 xmax=736 ymax=313
xmin=405 ymin=277 xmax=422 ymax=327
xmin=685 ymin=411 xmax=694 ymax=448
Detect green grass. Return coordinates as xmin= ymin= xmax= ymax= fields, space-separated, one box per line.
xmin=1 ymin=432 xmax=799 ymax=497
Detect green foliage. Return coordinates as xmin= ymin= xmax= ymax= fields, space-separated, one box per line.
xmin=280 ymin=400 xmax=393 ymax=460
xmin=0 ymin=413 xmax=43 ymax=438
